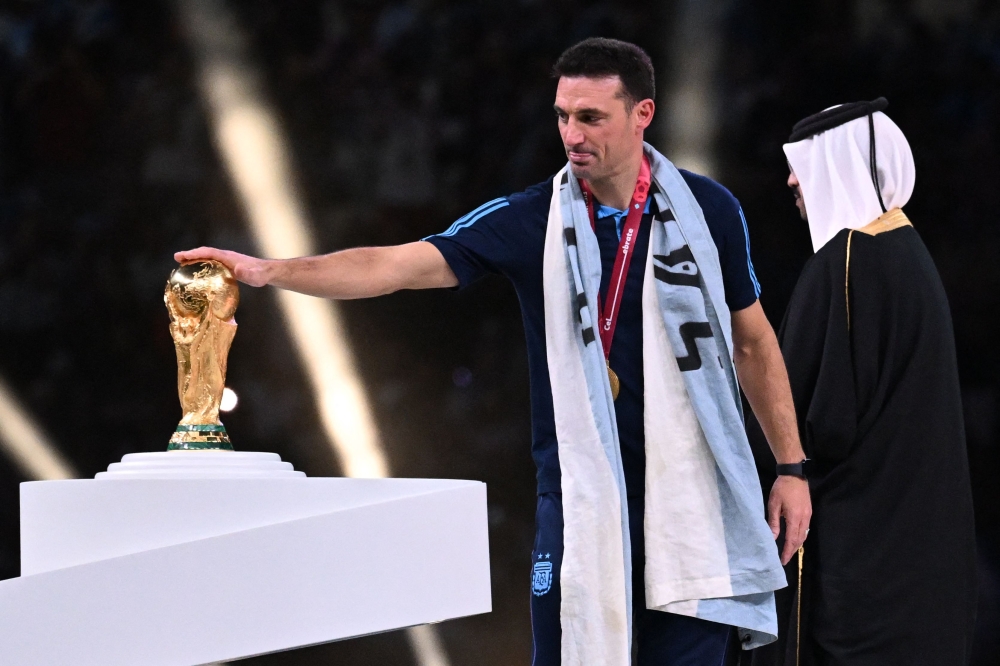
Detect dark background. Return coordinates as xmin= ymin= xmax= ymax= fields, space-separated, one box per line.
xmin=1 ymin=0 xmax=997 ymax=664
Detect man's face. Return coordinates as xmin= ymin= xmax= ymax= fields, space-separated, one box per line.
xmin=554 ymin=76 xmax=652 ymax=182
xmin=788 ymin=170 xmax=808 ymax=221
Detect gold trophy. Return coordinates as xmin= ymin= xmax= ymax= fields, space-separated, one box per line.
xmin=164 ymin=261 xmax=239 ymax=451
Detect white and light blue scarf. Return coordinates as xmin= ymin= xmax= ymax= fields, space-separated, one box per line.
xmin=543 ymin=143 xmax=785 ymax=663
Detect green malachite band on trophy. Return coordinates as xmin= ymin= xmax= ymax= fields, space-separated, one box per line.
xmin=167 ymin=440 xmax=235 ymax=451
xmin=168 ymin=424 xmax=233 ymax=451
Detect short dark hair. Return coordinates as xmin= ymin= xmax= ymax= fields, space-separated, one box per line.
xmin=553 ymin=38 xmax=655 ymax=109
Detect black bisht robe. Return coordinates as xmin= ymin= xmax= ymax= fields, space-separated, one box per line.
xmin=752 ymin=223 xmax=976 ymax=665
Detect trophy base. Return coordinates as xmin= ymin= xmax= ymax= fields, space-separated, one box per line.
xmin=168 ymin=424 xmax=233 ymax=451
xmin=96 ymin=451 xmax=305 ymax=479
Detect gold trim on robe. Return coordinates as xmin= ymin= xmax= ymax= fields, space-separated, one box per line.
xmin=856 ymin=207 xmax=912 ymax=236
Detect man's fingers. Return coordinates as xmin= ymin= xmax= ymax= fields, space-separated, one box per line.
xmin=174 ymin=247 xmax=201 ymax=262
xmin=780 ymin=514 xmax=799 ymax=564
xmin=782 ymin=518 xmax=805 ymax=564
xmin=175 ymin=247 xmax=219 ymax=263
xmin=780 ymin=509 xmax=812 ymax=564
xmin=781 ymin=540 xmax=797 ymax=565
xmin=767 ymin=494 xmax=781 ymax=539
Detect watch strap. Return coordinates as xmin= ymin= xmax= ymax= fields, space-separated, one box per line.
xmin=776 ymin=460 xmax=809 ymax=478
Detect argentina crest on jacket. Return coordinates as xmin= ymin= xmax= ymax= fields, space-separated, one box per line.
xmin=532 ymin=553 xmax=553 ymax=596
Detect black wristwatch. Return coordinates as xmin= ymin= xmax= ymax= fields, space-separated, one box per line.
xmin=776 ymin=459 xmax=810 ymax=479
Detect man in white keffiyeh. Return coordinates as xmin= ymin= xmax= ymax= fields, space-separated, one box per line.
xmin=178 ymin=37 xmax=810 ymax=665
xmin=762 ymin=99 xmax=976 ymax=666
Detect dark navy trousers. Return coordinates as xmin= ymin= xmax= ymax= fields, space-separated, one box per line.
xmin=530 ymin=493 xmax=736 ymax=665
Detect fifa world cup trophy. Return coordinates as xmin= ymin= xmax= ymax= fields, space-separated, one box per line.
xmin=164 ymin=261 xmax=239 ymax=450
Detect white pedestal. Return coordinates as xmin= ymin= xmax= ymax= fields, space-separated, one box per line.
xmin=96 ymin=450 xmax=306 ymax=479
xmin=0 ymin=452 xmax=492 ymax=665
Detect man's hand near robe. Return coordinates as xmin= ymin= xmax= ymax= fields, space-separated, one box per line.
xmin=732 ymin=301 xmax=812 ymax=565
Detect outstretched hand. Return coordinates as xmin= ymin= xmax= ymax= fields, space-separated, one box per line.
xmin=174 ymin=247 xmax=272 ymax=287
xmin=768 ymin=475 xmax=812 ymax=565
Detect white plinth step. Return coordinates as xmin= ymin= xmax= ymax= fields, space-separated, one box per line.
xmin=96 ymin=450 xmax=305 ymax=479
xmin=4 ymin=476 xmax=491 ymax=665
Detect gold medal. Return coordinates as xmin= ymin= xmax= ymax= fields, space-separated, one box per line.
xmin=607 ymin=361 xmax=620 ymax=401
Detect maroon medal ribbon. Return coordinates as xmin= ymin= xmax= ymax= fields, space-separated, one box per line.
xmin=579 ymin=155 xmax=652 ymax=399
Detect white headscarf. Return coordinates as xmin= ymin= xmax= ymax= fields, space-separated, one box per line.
xmin=783 ymin=111 xmax=916 ymax=252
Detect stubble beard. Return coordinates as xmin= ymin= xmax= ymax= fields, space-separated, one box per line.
xmin=793 ymin=188 xmax=808 ymax=221
xmin=566 ymin=152 xmax=602 ymax=182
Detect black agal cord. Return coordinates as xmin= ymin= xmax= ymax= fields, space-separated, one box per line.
xmin=789 ymin=97 xmax=889 ymax=212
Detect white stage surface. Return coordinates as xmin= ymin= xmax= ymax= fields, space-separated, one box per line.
xmin=0 ymin=451 xmax=492 ymax=665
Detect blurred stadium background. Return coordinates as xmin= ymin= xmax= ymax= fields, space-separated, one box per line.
xmin=1 ymin=0 xmax=998 ymax=664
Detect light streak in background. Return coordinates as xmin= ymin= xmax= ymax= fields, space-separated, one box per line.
xmin=177 ymin=0 xmax=387 ymax=479
xmin=406 ymin=624 xmax=450 ymax=666
xmin=661 ymin=0 xmax=723 ymax=178
xmin=0 ymin=376 xmax=76 ymax=481
xmin=176 ymin=1 xmax=448 ymax=664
